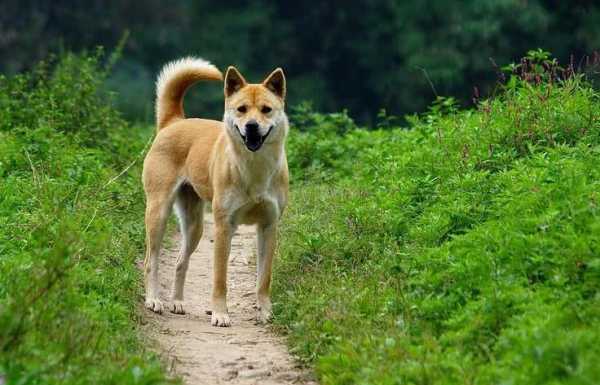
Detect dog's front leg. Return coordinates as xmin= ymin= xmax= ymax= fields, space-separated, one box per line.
xmin=256 ymin=222 xmax=277 ymax=323
xmin=211 ymin=219 xmax=234 ymax=327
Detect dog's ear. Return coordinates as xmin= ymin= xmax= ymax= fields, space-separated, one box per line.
xmin=262 ymin=68 xmax=286 ymax=99
xmin=224 ymin=66 xmax=247 ymax=97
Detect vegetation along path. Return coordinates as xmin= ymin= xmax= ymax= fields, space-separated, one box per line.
xmin=145 ymin=214 xmax=315 ymax=385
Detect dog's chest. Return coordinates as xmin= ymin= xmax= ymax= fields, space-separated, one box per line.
xmin=239 ymin=156 xmax=277 ymax=197
xmin=222 ymin=150 xmax=284 ymax=224
xmin=245 ymin=178 xmax=270 ymax=203
xmin=229 ymin=189 xmax=280 ymax=225
xmin=226 ymin=176 xmax=280 ymax=225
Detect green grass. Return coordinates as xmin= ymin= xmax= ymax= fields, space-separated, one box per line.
xmin=0 ymin=52 xmax=169 ymax=384
xmin=275 ymin=72 xmax=600 ymax=383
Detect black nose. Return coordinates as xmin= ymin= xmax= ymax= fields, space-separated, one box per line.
xmin=245 ymin=120 xmax=259 ymax=132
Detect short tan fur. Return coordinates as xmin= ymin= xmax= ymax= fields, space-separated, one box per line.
xmin=143 ymin=57 xmax=289 ymax=326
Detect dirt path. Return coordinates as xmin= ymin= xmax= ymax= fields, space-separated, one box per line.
xmin=144 ymin=214 xmax=315 ymax=385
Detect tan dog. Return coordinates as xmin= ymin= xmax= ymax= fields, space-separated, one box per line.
xmin=142 ymin=57 xmax=289 ymax=327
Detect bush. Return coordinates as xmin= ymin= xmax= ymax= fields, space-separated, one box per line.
xmin=276 ymin=58 xmax=600 ymax=384
xmin=0 ymin=53 xmax=168 ymax=384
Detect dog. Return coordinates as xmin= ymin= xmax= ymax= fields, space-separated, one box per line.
xmin=142 ymin=57 xmax=289 ymax=327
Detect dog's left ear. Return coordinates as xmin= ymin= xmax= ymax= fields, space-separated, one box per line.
xmin=263 ymin=68 xmax=286 ymax=100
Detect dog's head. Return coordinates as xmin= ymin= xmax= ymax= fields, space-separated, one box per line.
xmin=223 ymin=67 xmax=287 ymax=152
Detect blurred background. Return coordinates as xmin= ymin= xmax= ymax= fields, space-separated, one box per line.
xmin=2 ymin=0 xmax=600 ymax=123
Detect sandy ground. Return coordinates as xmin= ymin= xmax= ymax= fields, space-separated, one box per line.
xmin=143 ymin=215 xmax=315 ymax=385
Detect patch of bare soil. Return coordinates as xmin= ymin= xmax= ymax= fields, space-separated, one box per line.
xmin=144 ymin=215 xmax=315 ymax=385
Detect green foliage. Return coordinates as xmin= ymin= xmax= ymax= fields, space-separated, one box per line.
xmin=0 ymin=54 xmax=169 ymax=384
xmin=3 ymin=1 xmax=600 ymax=121
xmin=0 ymin=49 xmax=127 ymax=149
xmin=276 ymin=71 xmax=600 ymax=384
xmin=287 ymin=104 xmax=364 ymax=182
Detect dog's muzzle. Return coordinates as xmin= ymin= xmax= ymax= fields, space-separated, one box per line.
xmin=237 ymin=124 xmax=274 ymax=152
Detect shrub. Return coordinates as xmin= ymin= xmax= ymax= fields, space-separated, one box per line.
xmin=0 ymin=53 xmax=168 ymax=384
xmin=276 ymin=56 xmax=600 ymax=384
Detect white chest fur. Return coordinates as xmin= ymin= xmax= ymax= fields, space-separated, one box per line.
xmin=219 ymin=145 xmax=284 ymax=224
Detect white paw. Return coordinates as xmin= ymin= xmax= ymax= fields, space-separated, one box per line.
xmin=211 ymin=312 xmax=231 ymax=327
xmin=145 ymin=297 xmax=164 ymax=314
xmin=257 ymin=308 xmax=273 ymax=324
xmin=171 ymin=300 xmax=185 ymax=314
xmin=257 ymin=297 xmax=273 ymax=324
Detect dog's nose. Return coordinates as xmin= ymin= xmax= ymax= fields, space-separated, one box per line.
xmin=245 ymin=120 xmax=259 ymax=132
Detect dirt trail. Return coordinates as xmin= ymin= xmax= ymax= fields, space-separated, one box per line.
xmin=144 ymin=214 xmax=315 ymax=385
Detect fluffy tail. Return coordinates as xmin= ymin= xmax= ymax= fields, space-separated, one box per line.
xmin=155 ymin=57 xmax=222 ymax=131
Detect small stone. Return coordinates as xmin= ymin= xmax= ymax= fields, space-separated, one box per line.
xmin=276 ymin=372 xmax=298 ymax=382
xmin=237 ymin=369 xmax=270 ymax=379
xmin=223 ymin=369 xmax=238 ymax=381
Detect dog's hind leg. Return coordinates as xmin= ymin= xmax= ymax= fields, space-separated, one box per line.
xmin=144 ymin=188 xmax=176 ymax=314
xmin=171 ymin=184 xmax=204 ymax=314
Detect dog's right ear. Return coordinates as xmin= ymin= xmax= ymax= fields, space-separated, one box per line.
xmin=224 ymin=66 xmax=247 ymax=97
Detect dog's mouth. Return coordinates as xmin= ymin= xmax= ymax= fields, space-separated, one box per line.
xmin=236 ymin=125 xmax=274 ymax=152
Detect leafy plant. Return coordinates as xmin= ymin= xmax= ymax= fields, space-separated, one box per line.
xmin=0 ymin=53 xmax=169 ymax=384
xmin=276 ymin=54 xmax=600 ymax=385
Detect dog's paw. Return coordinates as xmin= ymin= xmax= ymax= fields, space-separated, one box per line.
xmin=256 ymin=308 xmax=273 ymax=324
xmin=211 ymin=312 xmax=231 ymax=327
xmin=145 ymin=297 xmax=164 ymax=314
xmin=257 ymin=297 xmax=272 ymax=324
xmin=171 ymin=301 xmax=185 ymax=314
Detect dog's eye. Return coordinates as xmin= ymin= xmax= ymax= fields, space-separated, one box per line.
xmin=237 ymin=105 xmax=247 ymax=113
xmin=261 ymin=106 xmax=272 ymax=114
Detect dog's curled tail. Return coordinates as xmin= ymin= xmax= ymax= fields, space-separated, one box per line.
xmin=155 ymin=57 xmax=223 ymax=131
